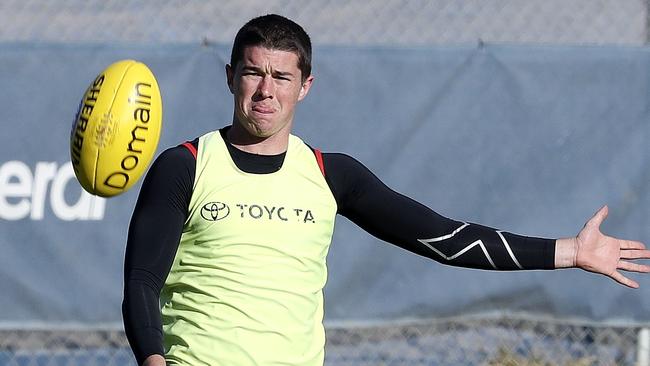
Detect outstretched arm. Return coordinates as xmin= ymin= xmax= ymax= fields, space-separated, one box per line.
xmin=322 ymin=153 xmax=649 ymax=286
xmin=555 ymin=206 xmax=650 ymax=288
xmin=322 ymin=153 xmax=555 ymax=271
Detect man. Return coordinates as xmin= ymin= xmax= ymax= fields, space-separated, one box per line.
xmin=122 ymin=14 xmax=650 ymax=366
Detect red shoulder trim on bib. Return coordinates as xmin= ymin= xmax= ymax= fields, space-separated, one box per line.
xmin=181 ymin=142 xmax=197 ymax=159
xmin=314 ymin=149 xmax=325 ymax=177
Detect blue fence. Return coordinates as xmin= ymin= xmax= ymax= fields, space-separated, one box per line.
xmin=0 ymin=43 xmax=648 ymax=332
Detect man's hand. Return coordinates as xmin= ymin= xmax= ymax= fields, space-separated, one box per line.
xmin=142 ymin=354 xmax=166 ymax=366
xmin=555 ymin=205 xmax=650 ymax=288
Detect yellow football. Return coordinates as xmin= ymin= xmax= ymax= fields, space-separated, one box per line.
xmin=70 ymin=60 xmax=162 ymax=197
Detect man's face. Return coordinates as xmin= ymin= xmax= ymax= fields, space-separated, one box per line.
xmin=227 ymin=45 xmax=313 ymax=139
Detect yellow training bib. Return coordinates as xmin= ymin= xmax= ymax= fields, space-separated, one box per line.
xmin=161 ymin=131 xmax=337 ymax=365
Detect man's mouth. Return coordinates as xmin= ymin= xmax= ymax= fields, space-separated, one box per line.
xmin=252 ymin=105 xmax=274 ymax=114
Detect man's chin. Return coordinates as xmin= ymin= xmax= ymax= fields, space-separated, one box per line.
xmin=247 ymin=122 xmax=288 ymax=139
xmin=233 ymin=117 xmax=291 ymax=140
xmin=240 ymin=126 xmax=276 ymax=140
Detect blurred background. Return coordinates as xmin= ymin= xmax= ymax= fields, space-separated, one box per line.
xmin=0 ymin=0 xmax=649 ymax=365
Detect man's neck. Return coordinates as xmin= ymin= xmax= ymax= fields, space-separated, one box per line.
xmin=226 ymin=122 xmax=290 ymax=155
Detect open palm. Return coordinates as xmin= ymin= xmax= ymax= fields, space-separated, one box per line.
xmin=575 ymin=206 xmax=650 ymax=288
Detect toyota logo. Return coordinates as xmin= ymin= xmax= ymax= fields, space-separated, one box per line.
xmin=200 ymin=202 xmax=230 ymax=221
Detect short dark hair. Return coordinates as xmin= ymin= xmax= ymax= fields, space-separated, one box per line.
xmin=230 ymin=14 xmax=312 ymax=81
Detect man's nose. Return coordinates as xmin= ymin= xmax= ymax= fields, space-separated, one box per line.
xmin=256 ymin=75 xmax=274 ymax=99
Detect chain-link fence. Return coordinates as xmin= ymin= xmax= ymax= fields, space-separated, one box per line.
xmin=326 ymin=317 xmax=644 ymax=366
xmin=0 ymin=317 xmax=646 ymax=366
xmin=0 ymin=0 xmax=649 ymax=45
xmin=1 ymin=1 xmax=649 ymax=365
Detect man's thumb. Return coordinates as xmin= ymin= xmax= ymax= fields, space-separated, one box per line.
xmin=587 ymin=205 xmax=609 ymax=228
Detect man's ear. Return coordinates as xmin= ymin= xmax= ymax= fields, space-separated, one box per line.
xmin=226 ymin=64 xmax=234 ymax=94
xmin=298 ymin=75 xmax=314 ymax=101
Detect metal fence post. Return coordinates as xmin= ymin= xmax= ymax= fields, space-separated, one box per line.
xmin=647 ymin=0 xmax=650 ymax=44
xmin=639 ymin=328 xmax=650 ymax=366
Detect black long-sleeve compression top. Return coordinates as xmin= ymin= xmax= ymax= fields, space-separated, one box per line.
xmin=122 ymin=128 xmax=555 ymax=364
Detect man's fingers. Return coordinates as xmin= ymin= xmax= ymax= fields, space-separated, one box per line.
xmin=586 ymin=205 xmax=608 ymax=228
xmin=618 ymin=260 xmax=650 ymax=273
xmin=620 ymin=240 xmax=647 ymax=250
xmin=620 ymin=249 xmax=650 ymax=260
xmin=610 ymin=271 xmax=639 ymax=289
